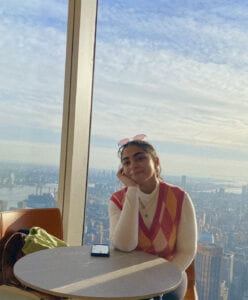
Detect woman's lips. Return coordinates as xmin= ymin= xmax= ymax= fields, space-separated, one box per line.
xmin=131 ymin=170 xmax=143 ymax=176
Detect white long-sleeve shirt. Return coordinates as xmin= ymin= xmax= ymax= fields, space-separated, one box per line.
xmin=109 ymin=184 xmax=197 ymax=271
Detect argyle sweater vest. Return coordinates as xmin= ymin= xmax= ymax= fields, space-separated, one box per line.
xmin=110 ymin=182 xmax=184 ymax=260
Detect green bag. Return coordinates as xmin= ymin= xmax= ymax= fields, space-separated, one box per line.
xmin=22 ymin=227 xmax=68 ymax=255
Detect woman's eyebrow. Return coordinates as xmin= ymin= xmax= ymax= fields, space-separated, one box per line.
xmin=133 ymin=151 xmax=145 ymax=157
xmin=121 ymin=151 xmax=145 ymax=162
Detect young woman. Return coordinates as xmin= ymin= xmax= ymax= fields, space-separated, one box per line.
xmin=109 ymin=138 xmax=197 ymax=300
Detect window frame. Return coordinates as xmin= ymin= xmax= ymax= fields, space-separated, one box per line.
xmin=58 ymin=0 xmax=98 ymax=245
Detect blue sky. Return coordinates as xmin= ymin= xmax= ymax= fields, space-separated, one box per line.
xmin=0 ymin=0 xmax=248 ymax=181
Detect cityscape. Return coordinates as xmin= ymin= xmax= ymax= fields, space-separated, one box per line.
xmin=0 ymin=162 xmax=247 ymax=300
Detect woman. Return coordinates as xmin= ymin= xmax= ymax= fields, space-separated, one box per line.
xmin=109 ymin=137 xmax=197 ymax=300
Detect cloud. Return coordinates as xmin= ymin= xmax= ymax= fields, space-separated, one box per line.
xmin=159 ymin=151 xmax=248 ymax=182
xmin=92 ymin=40 xmax=248 ymax=150
xmin=0 ymin=0 xmax=248 ymax=179
xmin=91 ymin=1 xmax=248 ymax=158
xmin=88 ymin=0 xmax=248 ymax=181
xmin=0 ymin=0 xmax=66 ymax=136
xmin=99 ymin=0 xmax=248 ymax=67
xmin=0 ymin=139 xmax=60 ymax=165
xmin=88 ymin=144 xmax=248 ymax=182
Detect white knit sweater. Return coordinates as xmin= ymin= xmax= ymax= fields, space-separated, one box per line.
xmin=109 ymin=183 xmax=197 ymax=271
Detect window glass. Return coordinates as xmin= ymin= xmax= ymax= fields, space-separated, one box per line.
xmin=85 ymin=1 xmax=248 ymax=299
xmin=0 ymin=0 xmax=68 ymax=211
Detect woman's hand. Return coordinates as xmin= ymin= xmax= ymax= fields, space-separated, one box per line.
xmin=117 ymin=168 xmax=137 ymax=187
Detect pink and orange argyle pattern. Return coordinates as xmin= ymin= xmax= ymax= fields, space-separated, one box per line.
xmin=110 ymin=182 xmax=184 ymax=260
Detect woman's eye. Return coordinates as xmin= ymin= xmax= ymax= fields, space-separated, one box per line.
xmin=137 ymin=156 xmax=145 ymax=161
xmin=123 ymin=161 xmax=130 ymax=166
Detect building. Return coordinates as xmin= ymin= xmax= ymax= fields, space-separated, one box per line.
xmin=199 ymin=232 xmax=215 ymax=244
xmin=219 ymin=281 xmax=228 ymax=300
xmin=230 ymin=254 xmax=248 ymax=299
xmin=196 ymin=243 xmax=223 ymax=300
xmin=220 ymin=252 xmax=234 ymax=289
xmin=181 ymin=175 xmax=187 ymax=190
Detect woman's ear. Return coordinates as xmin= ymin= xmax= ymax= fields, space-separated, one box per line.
xmin=154 ymin=157 xmax=160 ymax=177
xmin=154 ymin=157 xmax=160 ymax=167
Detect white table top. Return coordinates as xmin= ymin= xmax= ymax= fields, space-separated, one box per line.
xmin=14 ymin=245 xmax=182 ymax=300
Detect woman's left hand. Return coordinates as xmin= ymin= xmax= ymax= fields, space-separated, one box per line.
xmin=117 ymin=168 xmax=137 ymax=187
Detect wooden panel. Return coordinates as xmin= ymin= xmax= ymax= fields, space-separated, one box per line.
xmin=184 ymin=261 xmax=197 ymax=300
xmin=0 ymin=208 xmax=63 ymax=240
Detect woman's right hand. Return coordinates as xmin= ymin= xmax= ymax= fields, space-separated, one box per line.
xmin=117 ymin=168 xmax=137 ymax=187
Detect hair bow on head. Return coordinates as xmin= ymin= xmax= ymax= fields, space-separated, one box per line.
xmin=118 ymin=134 xmax=147 ymax=147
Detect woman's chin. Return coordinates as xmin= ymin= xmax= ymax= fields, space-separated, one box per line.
xmin=131 ymin=176 xmax=144 ymax=185
xmin=132 ymin=175 xmax=157 ymax=186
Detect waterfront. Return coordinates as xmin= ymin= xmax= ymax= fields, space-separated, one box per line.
xmin=0 ymin=184 xmax=58 ymax=210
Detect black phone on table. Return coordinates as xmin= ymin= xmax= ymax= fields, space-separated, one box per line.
xmin=91 ymin=244 xmax=110 ymax=257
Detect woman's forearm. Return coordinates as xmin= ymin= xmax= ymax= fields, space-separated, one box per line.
xmin=171 ymin=193 xmax=198 ymax=271
xmin=109 ymin=187 xmax=139 ymax=251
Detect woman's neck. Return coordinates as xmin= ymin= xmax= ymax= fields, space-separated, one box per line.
xmin=139 ymin=177 xmax=159 ymax=194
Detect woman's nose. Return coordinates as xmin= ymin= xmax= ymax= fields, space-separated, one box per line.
xmin=129 ymin=160 xmax=138 ymax=169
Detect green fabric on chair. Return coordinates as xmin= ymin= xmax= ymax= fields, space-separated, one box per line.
xmin=22 ymin=227 xmax=68 ymax=255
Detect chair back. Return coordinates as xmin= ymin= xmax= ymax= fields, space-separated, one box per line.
xmin=0 ymin=208 xmax=64 ymax=299
xmin=0 ymin=208 xmax=63 ymax=240
xmin=184 ymin=260 xmax=198 ymax=300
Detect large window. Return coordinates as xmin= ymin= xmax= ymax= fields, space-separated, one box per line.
xmin=0 ymin=0 xmax=68 ymax=211
xmin=85 ymin=1 xmax=248 ymax=299
xmin=0 ymin=0 xmax=98 ymax=246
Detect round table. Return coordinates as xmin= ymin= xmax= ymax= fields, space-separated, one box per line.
xmin=14 ymin=245 xmax=182 ymax=299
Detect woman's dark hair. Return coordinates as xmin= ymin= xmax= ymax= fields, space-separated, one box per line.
xmin=118 ymin=140 xmax=162 ymax=179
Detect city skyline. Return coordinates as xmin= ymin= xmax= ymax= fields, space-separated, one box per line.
xmin=0 ymin=1 xmax=248 ymax=182
xmin=1 ymin=163 xmax=247 ymax=299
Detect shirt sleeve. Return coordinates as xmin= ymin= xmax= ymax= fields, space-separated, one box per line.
xmin=109 ymin=187 xmax=139 ymax=252
xmin=171 ymin=192 xmax=198 ymax=271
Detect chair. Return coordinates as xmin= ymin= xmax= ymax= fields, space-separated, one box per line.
xmin=0 ymin=208 xmax=66 ymax=300
xmin=184 ymin=260 xmax=198 ymax=300
xmin=0 ymin=208 xmax=63 ymax=240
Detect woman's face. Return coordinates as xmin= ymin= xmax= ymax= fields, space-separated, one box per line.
xmin=121 ymin=145 xmax=159 ymax=186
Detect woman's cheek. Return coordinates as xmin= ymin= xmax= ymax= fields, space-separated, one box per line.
xmin=123 ymin=168 xmax=129 ymax=176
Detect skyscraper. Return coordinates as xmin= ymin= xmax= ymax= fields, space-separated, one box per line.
xmin=181 ymin=175 xmax=187 ymax=190
xmin=230 ymin=254 xmax=248 ymax=299
xmin=196 ymin=243 xmax=223 ymax=300
xmin=220 ymin=252 xmax=234 ymax=290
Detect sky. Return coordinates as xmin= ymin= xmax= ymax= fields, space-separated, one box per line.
xmin=0 ymin=0 xmax=248 ymax=182
xmin=0 ymin=0 xmax=67 ymax=164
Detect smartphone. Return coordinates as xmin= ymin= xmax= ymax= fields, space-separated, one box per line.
xmin=91 ymin=244 xmax=110 ymax=257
